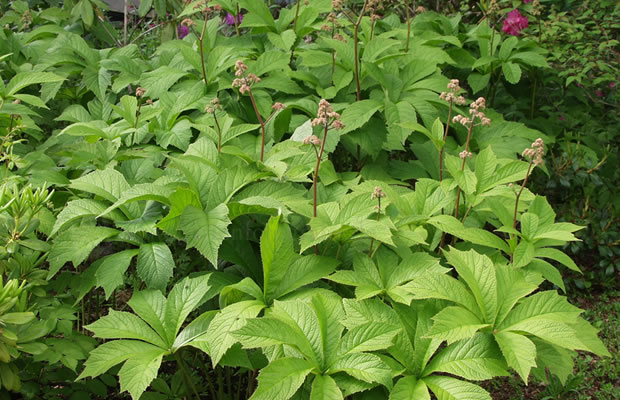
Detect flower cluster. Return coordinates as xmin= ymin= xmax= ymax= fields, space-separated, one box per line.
xmin=332 ymin=0 xmax=344 ymax=11
xmin=459 ymin=150 xmax=473 ymax=160
xmin=439 ymin=79 xmax=467 ymax=105
xmin=371 ymin=186 xmax=386 ymax=200
xmin=177 ymin=24 xmax=190 ymax=39
xmin=312 ymin=99 xmax=344 ymax=129
xmin=522 ymin=138 xmax=544 ymax=166
xmin=232 ymin=60 xmax=261 ymax=94
xmin=502 ymin=9 xmax=529 ymax=36
xmin=135 ymin=87 xmax=146 ymax=98
xmin=272 ymin=102 xmax=286 ymax=112
xmin=205 ymin=98 xmax=220 ymax=114
xmin=303 ymin=135 xmax=321 ymax=146
xmin=452 ymin=97 xmax=491 ymax=127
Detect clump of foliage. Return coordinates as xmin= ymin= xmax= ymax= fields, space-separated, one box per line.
xmin=0 ymin=0 xmax=613 ymax=399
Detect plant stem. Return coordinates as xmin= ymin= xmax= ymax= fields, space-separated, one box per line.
xmin=453 ymin=121 xmax=474 ymax=219
xmin=313 ymin=122 xmax=329 ymax=218
xmin=438 ymin=100 xmax=454 ymax=181
xmin=405 ymin=0 xmax=412 ymax=52
xmin=234 ymin=3 xmax=241 ymax=36
xmin=213 ymin=112 xmax=222 ymax=152
xmin=293 ymin=0 xmax=301 ymax=33
xmin=513 ymin=160 xmax=533 ymax=229
xmin=353 ymin=0 xmax=368 ymax=102
xmin=134 ymin=96 xmax=143 ymax=130
xmin=245 ymin=86 xmax=266 ymax=161
xmin=368 ymin=197 xmax=381 ymax=256
xmin=199 ymin=13 xmax=209 ymax=85
xmin=175 ymin=351 xmax=201 ymax=400
xmin=123 ymin=0 xmax=128 ymax=46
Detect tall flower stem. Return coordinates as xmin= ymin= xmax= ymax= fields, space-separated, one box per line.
xmin=199 ymin=13 xmax=209 ymax=85
xmin=246 ymin=87 xmax=266 ymax=161
xmin=175 ymin=351 xmax=201 ymax=400
xmin=368 ymin=197 xmax=381 ymax=256
xmin=405 ymin=0 xmax=412 ymax=52
xmin=293 ymin=0 xmax=301 ymax=33
xmin=438 ymin=100 xmax=454 ymax=181
xmin=234 ymin=3 xmax=241 ymax=36
xmin=213 ymin=112 xmax=222 ymax=152
xmin=513 ymin=160 xmax=533 ymax=230
xmin=453 ymin=122 xmax=474 ymax=219
xmin=354 ymin=0 xmax=369 ymax=102
xmin=313 ymin=122 xmax=329 ymax=219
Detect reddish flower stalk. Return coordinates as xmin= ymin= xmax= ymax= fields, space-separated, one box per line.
xmin=438 ymin=79 xmax=467 ymax=181
xmin=305 ymin=100 xmax=345 ymax=253
xmin=368 ymin=186 xmax=385 ymax=257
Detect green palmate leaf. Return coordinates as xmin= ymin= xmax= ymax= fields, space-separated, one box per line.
xmin=240 ymin=0 xmax=276 ymax=30
xmin=48 ymin=226 xmax=119 ymax=279
xmin=311 ymin=375 xmax=343 ymax=400
xmin=338 ymin=322 xmax=400 ymax=355
xmin=69 ymin=168 xmax=136 ymax=214
xmin=78 ymin=340 xmax=163 ymax=380
xmin=499 ymin=291 xmax=582 ymax=330
xmin=531 ymin=339 xmax=574 ymax=385
xmin=501 ymin=62 xmax=522 ymax=84
xmin=118 ymin=349 xmax=165 ymax=400
xmin=127 ymin=290 xmax=167 ymax=341
xmin=249 ymin=357 xmax=314 ymax=400
xmin=426 ymin=306 xmax=490 ymax=344
xmin=444 ymin=248 xmax=498 ymax=324
xmin=329 ymin=353 xmax=392 ymax=389
xmin=495 ymin=331 xmax=537 ymax=383
xmin=195 ymin=300 xmax=265 ymax=366
xmin=163 ymin=275 xmax=212 ymax=345
xmin=569 ymin=318 xmax=611 ymax=357
xmin=423 ymin=375 xmax=491 ymax=400
xmin=85 ymin=310 xmax=167 ymax=348
xmin=274 ymin=255 xmax=340 ymax=301
xmin=50 ymin=199 xmax=118 ymax=237
xmin=95 ymin=249 xmax=139 ymax=299
xmin=390 ymin=376 xmax=430 ymax=400
xmin=338 ymin=100 xmax=383 ymax=135
xmin=6 ymin=71 xmax=65 ymax=96
xmin=423 ymin=334 xmax=508 ymax=381
xmin=535 ymin=247 xmax=581 ymax=272
xmin=402 ymin=272 xmax=479 ymax=315
xmin=100 ymin=184 xmax=175 ymax=218
xmin=260 ymin=215 xmax=296 ymax=303
xmin=157 ymin=187 xmax=202 ymax=235
xmin=179 ymin=204 xmax=231 ymax=267
xmin=513 ymin=240 xmax=535 ymax=268
xmin=137 ymin=243 xmax=175 ymax=291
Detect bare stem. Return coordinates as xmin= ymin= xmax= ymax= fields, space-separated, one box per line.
xmin=405 ymin=0 xmax=412 ymax=52
xmin=213 ymin=112 xmax=222 ymax=152
xmin=199 ymin=13 xmax=209 ymax=85
xmin=354 ymin=0 xmax=369 ymax=102
xmin=368 ymin=197 xmax=381 ymax=256
xmin=453 ymin=121 xmax=475 ymax=219
xmin=313 ymin=122 xmax=330 ymax=218
xmin=293 ymin=0 xmax=301 ymax=33
xmin=438 ymin=101 xmax=454 ymax=181
xmin=234 ymin=3 xmax=241 ymax=36
xmin=133 ymin=97 xmax=143 ymax=130
xmin=123 ymin=0 xmax=128 ymax=46
xmin=513 ymin=161 xmax=534 ymax=229
xmin=245 ymin=86 xmax=266 ymax=161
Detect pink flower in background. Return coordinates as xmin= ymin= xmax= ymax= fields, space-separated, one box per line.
xmin=595 ymin=90 xmax=603 ymax=98
xmin=177 ymin=24 xmax=189 ymax=39
xmin=523 ymin=0 xmax=532 ymax=3
xmin=502 ymin=9 xmax=529 ymax=36
xmin=225 ymin=13 xmax=243 ymax=25
xmin=559 ymin=115 xmax=565 ymax=121
xmin=610 ymin=82 xmax=616 ymax=88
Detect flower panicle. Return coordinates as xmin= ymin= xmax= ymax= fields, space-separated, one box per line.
xmin=311 ymin=99 xmax=344 ymax=129
xmin=440 ymin=79 xmax=466 ymax=105
xmin=522 ymin=138 xmax=544 ymax=166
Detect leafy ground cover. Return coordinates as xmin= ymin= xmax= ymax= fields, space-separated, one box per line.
xmin=0 ymin=0 xmax=617 ymax=399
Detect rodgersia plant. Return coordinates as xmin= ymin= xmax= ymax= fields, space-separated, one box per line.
xmin=0 ymin=1 xmax=611 ymax=399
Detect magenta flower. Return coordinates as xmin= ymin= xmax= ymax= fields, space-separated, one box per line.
xmin=610 ymin=82 xmax=616 ymax=88
xmin=502 ymin=9 xmax=529 ymax=36
xmin=559 ymin=115 xmax=565 ymax=121
xmin=225 ymin=13 xmax=243 ymax=25
xmin=523 ymin=0 xmax=532 ymax=3
xmin=177 ymin=24 xmax=189 ymax=39
xmin=595 ymin=90 xmax=603 ymax=98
